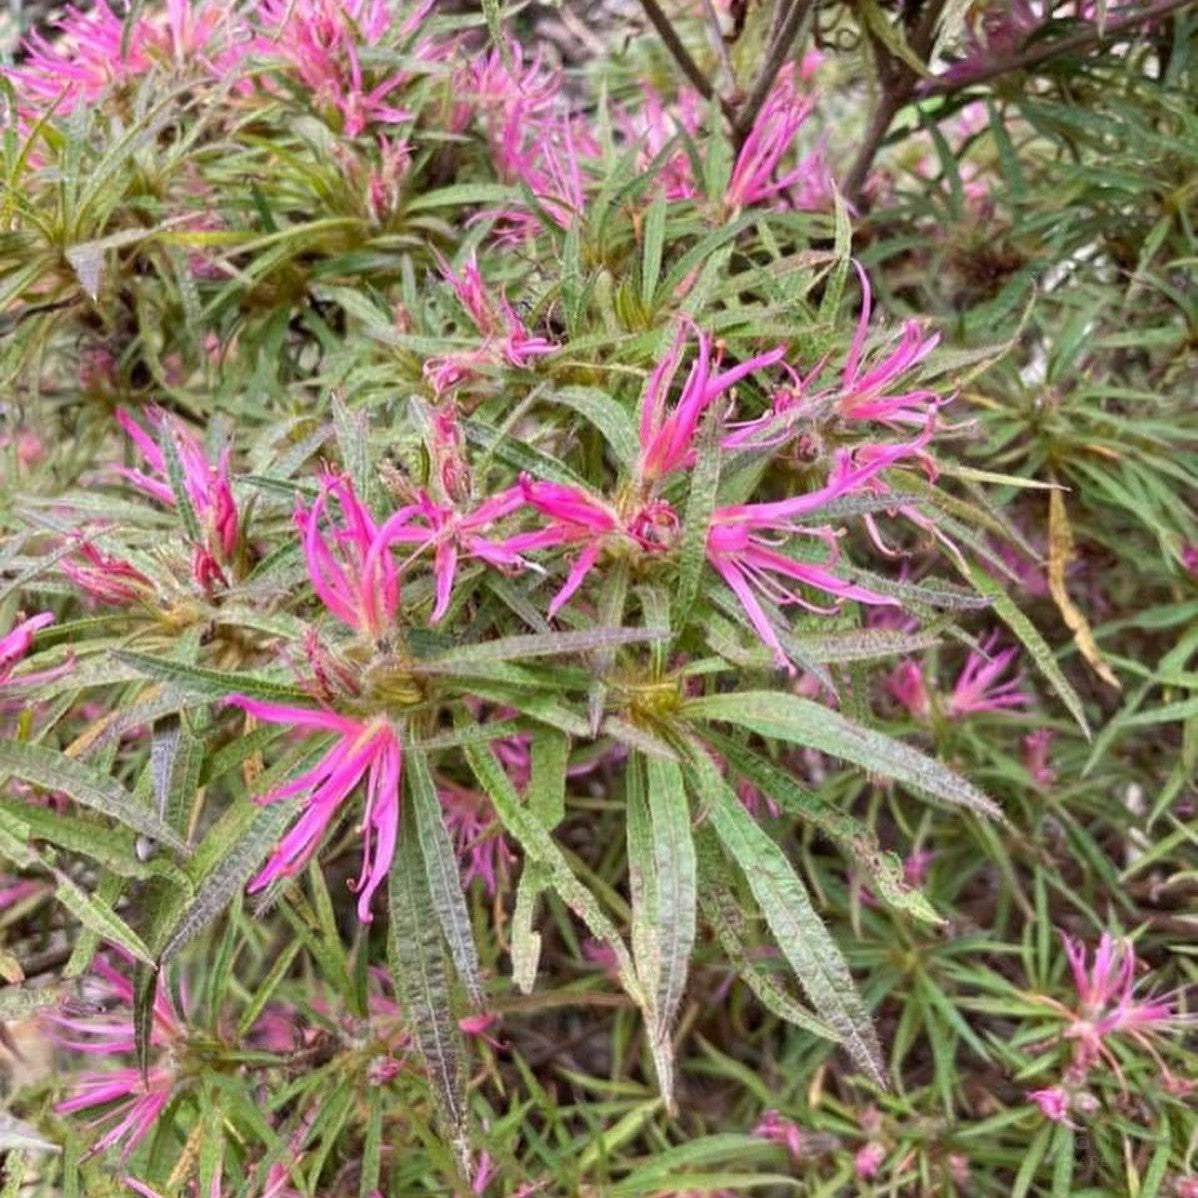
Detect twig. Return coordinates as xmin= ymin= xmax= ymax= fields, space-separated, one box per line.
xmin=921 ymin=0 xmax=1196 ymax=95
xmin=733 ymin=0 xmax=815 ymax=145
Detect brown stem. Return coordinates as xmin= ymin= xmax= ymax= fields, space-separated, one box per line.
xmin=733 ymin=0 xmax=816 ymax=145
xmin=639 ymin=0 xmax=736 ymax=122
xmin=921 ymin=0 xmax=1196 ymax=96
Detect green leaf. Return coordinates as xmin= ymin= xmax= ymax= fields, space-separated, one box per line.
xmin=159 ymin=795 xmax=298 ymax=962
xmin=114 ymin=651 xmax=313 ymax=706
xmin=962 ymin=562 xmax=1091 ymax=737
xmin=511 ymin=863 xmax=547 ymax=994
xmin=708 ymin=734 xmax=943 ymax=925
xmin=463 ymin=739 xmax=643 ymax=1007
xmin=641 ymin=190 xmax=667 ymax=308
xmin=549 ymin=387 xmax=639 ymax=471
xmin=426 ymin=626 xmax=662 ymax=669
xmin=387 ymin=802 xmax=470 ymax=1177
xmin=673 ymin=408 xmax=721 ymax=637
xmin=695 ymin=836 xmax=837 ymax=1040
xmin=643 ymin=757 xmax=696 ymax=1113
xmin=683 ymin=743 xmax=885 ymax=1086
xmin=52 ymin=870 xmax=153 ymax=967
xmin=0 ymin=740 xmax=187 ymax=853
xmin=406 ymin=745 xmax=484 ymax=1008
xmin=686 ymin=692 xmax=999 ymax=818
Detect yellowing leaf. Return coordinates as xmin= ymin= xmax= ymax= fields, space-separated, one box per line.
xmin=1048 ymin=487 xmax=1121 ymax=691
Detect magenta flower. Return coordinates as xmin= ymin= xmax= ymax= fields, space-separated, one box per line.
xmin=296 ymin=475 xmax=400 ymax=640
xmin=931 ymin=1 xmax=1041 ymax=88
xmin=618 ymin=85 xmax=705 ymax=202
xmin=439 ymin=782 xmax=514 ymax=896
xmin=427 ymin=253 xmax=555 ymax=393
xmin=61 ymin=541 xmax=155 ymax=607
xmin=946 ymin=633 xmax=1029 ymax=718
xmin=50 ymin=958 xmax=183 ymax=1159
xmin=227 ymin=698 xmax=402 ymax=921
xmin=501 ymin=478 xmax=679 ymax=617
xmin=751 ymin=1110 xmax=811 ymax=1161
xmin=256 ymin=0 xmax=426 ymax=136
xmin=855 ymin=1141 xmax=887 ymax=1180
xmin=116 ymin=407 xmax=238 ymax=590
xmin=1023 ymin=729 xmax=1056 ymax=786
xmin=706 ymin=448 xmax=920 ymax=668
xmin=725 ymin=64 xmax=819 ymax=212
xmin=0 ymin=612 xmax=63 ymax=687
xmin=8 ymin=0 xmax=238 ymax=115
xmin=887 ymin=659 xmax=932 ymax=719
xmin=1029 ymin=1085 xmax=1072 ymax=1124
xmin=638 ymin=324 xmax=785 ymax=485
xmin=724 ymin=266 xmax=942 ymax=454
xmin=379 ymin=489 xmax=526 ymax=623
xmin=501 ymin=480 xmax=623 ymax=616
xmin=836 ymin=267 xmax=941 ymax=426
xmin=1061 ymin=933 xmax=1187 ymax=1071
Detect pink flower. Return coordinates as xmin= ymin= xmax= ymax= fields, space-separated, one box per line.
xmin=855 ymin=1141 xmax=887 ymax=1180
xmin=1029 ymin=1085 xmax=1072 ymax=1124
xmin=724 ymin=265 xmax=942 ymax=452
xmin=638 ymin=324 xmax=785 ymax=485
xmin=50 ymin=958 xmax=183 ymax=1158
xmin=380 ymin=489 xmax=526 ymax=623
xmin=0 ymin=612 xmax=58 ymax=686
xmin=617 ymin=85 xmax=704 ymax=202
xmin=836 ymin=267 xmax=941 ymax=427
xmin=1061 ymin=933 xmax=1186 ymax=1070
xmin=501 ymin=478 xmax=679 ymax=617
xmin=116 ymin=407 xmax=238 ymax=590
xmin=439 ymin=783 xmax=514 ymax=896
xmin=705 ymin=448 xmax=919 ymax=669
xmin=887 ymin=659 xmax=932 ymax=718
xmin=226 ymin=698 xmax=403 ymax=922
xmin=1023 ymin=729 xmax=1056 ymax=785
xmin=8 ymin=0 xmax=239 ymax=115
xmin=947 ymin=634 xmax=1029 ymax=717
xmin=726 ymin=64 xmax=821 ymax=212
xmin=932 ymin=2 xmax=1041 ymax=88
xmin=752 ymin=1110 xmax=808 ymax=1160
xmin=426 ymin=254 xmax=555 ymax=392
xmin=256 ymin=0 xmax=426 ymax=136
xmin=296 ymin=475 xmax=400 ymax=640
xmin=61 ymin=541 xmax=155 ymax=607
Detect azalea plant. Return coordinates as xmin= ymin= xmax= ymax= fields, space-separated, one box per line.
xmin=0 ymin=1 xmax=1194 ymax=1195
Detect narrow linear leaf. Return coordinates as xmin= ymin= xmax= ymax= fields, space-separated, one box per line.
xmin=428 ymin=626 xmax=661 ymax=668
xmin=673 ymin=408 xmax=721 ymax=636
xmin=406 ymin=746 xmax=483 ymax=1008
xmin=686 ymin=691 xmax=999 ymax=818
xmin=962 ymin=561 xmax=1091 ymax=737
xmin=0 ymin=740 xmax=187 ymax=853
xmin=683 ymin=743 xmax=885 ymax=1087
xmin=115 ymin=652 xmax=312 ymax=706
xmin=387 ymin=803 xmax=470 ymax=1176
xmin=644 ymin=756 xmax=696 ymax=1113
xmin=463 ymin=739 xmax=643 ymax=1007
xmin=52 ymin=870 xmax=153 ymax=967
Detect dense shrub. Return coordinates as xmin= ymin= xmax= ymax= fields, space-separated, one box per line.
xmin=0 ymin=1 xmax=1194 ymax=1195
